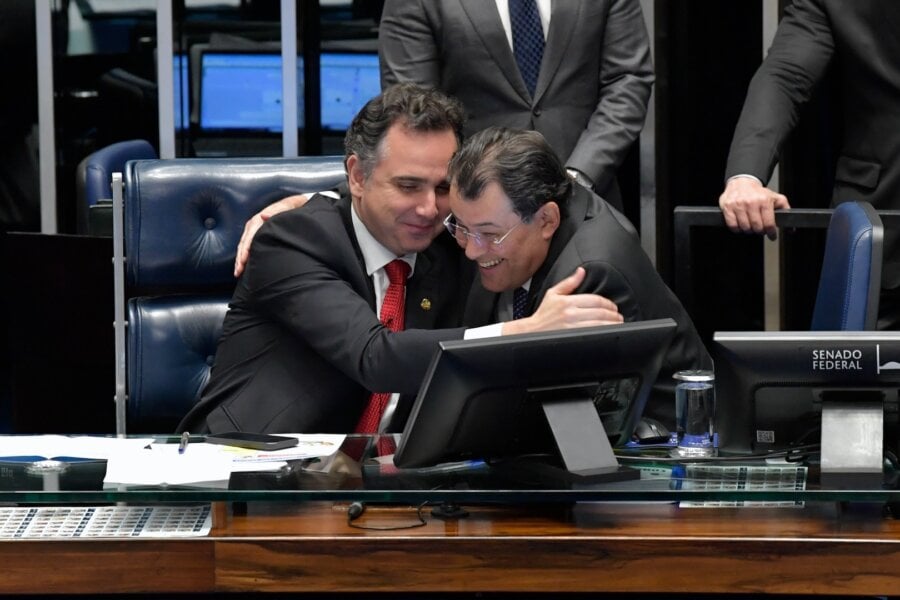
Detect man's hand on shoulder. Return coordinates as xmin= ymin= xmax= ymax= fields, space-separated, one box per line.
xmin=718 ymin=176 xmax=790 ymax=241
xmin=234 ymin=194 xmax=310 ymax=277
xmin=501 ymin=267 xmax=623 ymax=336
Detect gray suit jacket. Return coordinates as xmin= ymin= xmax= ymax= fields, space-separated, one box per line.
xmin=379 ymin=0 xmax=654 ymax=204
xmin=464 ymin=185 xmax=712 ymax=426
xmin=725 ymin=0 xmax=900 ymax=287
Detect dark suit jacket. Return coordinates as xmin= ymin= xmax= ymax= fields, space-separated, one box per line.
xmin=178 ymin=192 xmax=467 ymax=434
xmin=725 ymin=0 xmax=900 ymax=287
xmin=464 ymin=185 xmax=712 ymax=426
xmin=378 ymin=0 xmax=654 ymax=205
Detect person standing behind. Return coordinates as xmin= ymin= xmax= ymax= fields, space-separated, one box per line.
xmin=719 ymin=0 xmax=900 ymax=328
xmin=378 ymin=0 xmax=654 ymax=212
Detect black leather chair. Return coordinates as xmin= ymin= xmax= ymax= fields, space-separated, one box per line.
xmin=113 ymin=156 xmax=346 ymax=434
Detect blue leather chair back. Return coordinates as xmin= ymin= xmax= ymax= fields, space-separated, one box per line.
xmin=127 ymin=295 xmax=231 ymax=433
xmin=123 ymin=156 xmax=346 ymax=433
xmin=123 ymin=157 xmax=345 ymax=288
xmin=77 ymin=139 xmax=157 ymax=234
xmin=811 ymin=201 xmax=883 ymax=331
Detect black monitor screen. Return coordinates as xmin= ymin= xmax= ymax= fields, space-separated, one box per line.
xmin=713 ymin=331 xmax=900 ymax=485
xmin=394 ymin=319 xmax=678 ymax=478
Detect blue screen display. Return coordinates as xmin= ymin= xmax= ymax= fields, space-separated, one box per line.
xmin=199 ymin=53 xmax=301 ymax=131
xmin=320 ymin=52 xmax=381 ymax=131
xmin=198 ymin=51 xmax=379 ymax=132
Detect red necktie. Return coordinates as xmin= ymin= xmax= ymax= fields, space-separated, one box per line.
xmin=354 ymin=259 xmax=411 ymax=434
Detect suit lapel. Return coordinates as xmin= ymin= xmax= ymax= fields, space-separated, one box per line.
xmin=459 ymin=0 xmax=532 ymax=102
xmin=535 ymin=0 xmax=580 ymax=104
xmin=529 ymin=185 xmax=592 ymax=308
xmin=463 ymin=280 xmax=502 ymax=327
xmin=335 ymin=193 xmax=377 ymax=309
xmin=406 ymin=250 xmax=443 ymax=329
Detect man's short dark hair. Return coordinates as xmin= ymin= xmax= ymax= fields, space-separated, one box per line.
xmin=449 ymin=126 xmax=573 ymax=221
xmin=344 ymin=82 xmax=466 ymax=177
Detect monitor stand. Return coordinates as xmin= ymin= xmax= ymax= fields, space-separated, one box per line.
xmin=528 ymin=386 xmax=639 ymax=485
xmin=819 ymin=391 xmax=885 ymax=489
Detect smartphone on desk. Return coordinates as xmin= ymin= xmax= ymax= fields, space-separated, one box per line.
xmin=205 ymin=432 xmax=299 ymax=451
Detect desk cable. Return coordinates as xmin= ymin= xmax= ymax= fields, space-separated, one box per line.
xmin=346 ymin=500 xmax=429 ymax=531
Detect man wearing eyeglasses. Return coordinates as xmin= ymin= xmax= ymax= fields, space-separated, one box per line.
xmin=448 ymin=127 xmax=712 ymax=424
xmin=180 ymin=84 xmax=622 ymax=436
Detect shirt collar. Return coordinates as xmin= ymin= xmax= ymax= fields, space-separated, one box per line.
xmin=350 ymin=203 xmax=416 ymax=276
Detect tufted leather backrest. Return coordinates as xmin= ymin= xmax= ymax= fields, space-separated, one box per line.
xmin=811 ymin=201 xmax=883 ymax=331
xmin=122 ymin=156 xmax=346 ymax=433
xmin=127 ymin=295 xmax=231 ymax=433
xmin=124 ymin=157 xmax=346 ymax=289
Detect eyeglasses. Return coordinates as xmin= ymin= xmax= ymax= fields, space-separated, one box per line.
xmin=443 ymin=213 xmax=523 ymax=249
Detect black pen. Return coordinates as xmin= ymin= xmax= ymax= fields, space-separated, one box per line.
xmin=178 ymin=431 xmax=191 ymax=454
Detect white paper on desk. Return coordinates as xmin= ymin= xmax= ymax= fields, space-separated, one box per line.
xmin=0 ymin=435 xmax=154 ymax=460
xmin=103 ymin=443 xmax=234 ymax=488
xmin=224 ymin=433 xmax=346 ymax=464
xmin=229 ymin=459 xmax=288 ymax=473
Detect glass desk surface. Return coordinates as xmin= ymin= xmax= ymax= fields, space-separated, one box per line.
xmin=0 ymin=434 xmax=898 ymax=505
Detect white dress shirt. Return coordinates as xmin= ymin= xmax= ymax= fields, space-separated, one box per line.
xmin=494 ymin=0 xmax=551 ymax=46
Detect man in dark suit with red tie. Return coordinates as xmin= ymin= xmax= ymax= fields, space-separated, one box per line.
xmin=719 ymin=0 xmax=900 ymax=328
xmin=179 ymin=83 xmax=622 ymax=435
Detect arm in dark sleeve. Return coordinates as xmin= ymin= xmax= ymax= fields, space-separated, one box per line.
xmin=565 ymin=0 xmax=654 ymax=191
xmin=243 ymin=202 xmax=465 ymax=395
xmin=724 ymin=0 xmax=834 ymax=182
xmin=378 ymin=0 xmax=441 ymax=88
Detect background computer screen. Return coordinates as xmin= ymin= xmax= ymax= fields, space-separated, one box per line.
xmin=197 ymin=49 xmax=379 ymax=133
xmin=394 ymin=319 xmax=678 ymax=471
xmin=173 ymin=53 xmax=189 ymax=131
xmin=320 ymin=52 xmax=381 ymax=131
xmin=199 ymin=51 xmax=299 ymax=132
xmin=713 ymin=330 xmax=900 ymax=457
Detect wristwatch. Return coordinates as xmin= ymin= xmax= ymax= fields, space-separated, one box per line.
xmin=566 ymin=168 xmax=594 ymax=189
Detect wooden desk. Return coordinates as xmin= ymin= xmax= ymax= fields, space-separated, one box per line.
xmin=1 ymin=501 xmax=899 ymax=595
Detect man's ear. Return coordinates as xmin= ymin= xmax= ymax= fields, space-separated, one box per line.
xmin=346 ymin=154 xmax=365 ymax=199
xmin=539 ymin=201 xmax=561 ymax=240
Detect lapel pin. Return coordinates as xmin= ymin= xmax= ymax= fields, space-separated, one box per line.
xmin=420 ymin=298 xmax=432 ymax=311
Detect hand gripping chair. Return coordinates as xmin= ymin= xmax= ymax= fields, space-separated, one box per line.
xmin=76 ymin=139 xmax=157 ymax=235
xmin=810 ymin=201 xmax=884 ymax=331
xmin=112 ymin=156 xmax=346 ymax=434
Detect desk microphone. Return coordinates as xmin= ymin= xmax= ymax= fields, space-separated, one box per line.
xmin=347 ymin=501 xmax=366 ymax=521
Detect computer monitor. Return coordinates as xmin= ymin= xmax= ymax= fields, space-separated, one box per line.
xmin=713 ymin=330 xmax=900 ymax=487
xmin=173 ymin=53 xmax=189 ymax=132
xmin=320 ymin=51 xmax=381 ymax=131
xmin=153 ymin=49 xmax=189 ymax=132
xmin=394 ymin=319 xmax=678 ymax=483
xmin=198 ymin=50 xmax=298 ymax=132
